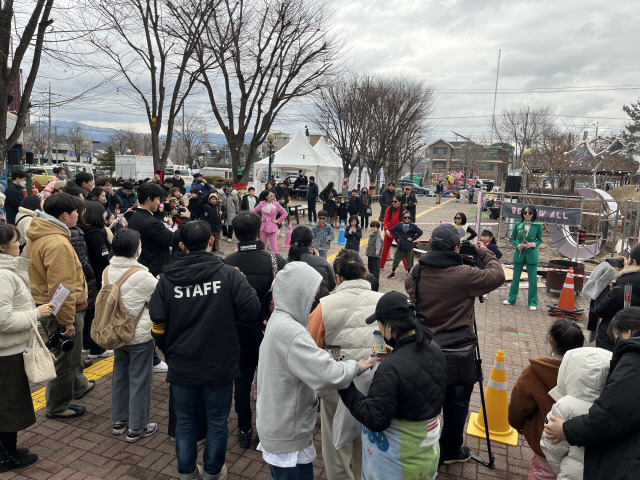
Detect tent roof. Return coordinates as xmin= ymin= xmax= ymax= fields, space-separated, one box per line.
xmin=313 ymin=136 xmax=343 ymax=168
xmin=255 ymin=131 xmax=327 ymax=169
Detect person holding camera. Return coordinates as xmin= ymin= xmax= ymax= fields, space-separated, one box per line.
xmin=0 ymin=224 xmax=54 ymax=471
xmin=26 ymin=193 xmax=94 ymax=419
xmin=405 ymin=223 xmax=504 ymax=465
xmin=503 ymin=205 xmax=543 ymax=310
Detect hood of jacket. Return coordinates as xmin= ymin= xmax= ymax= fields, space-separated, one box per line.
xmin=17 ymin=206 xmax=35 ymax=219
xmin=419 ymin=249 xmax=463 ymax=268
xmin=272 ymin=261 xmax=322 ymax=327
xmin=583 ymin=261 xmax=616 ymax=299
xmin=549 ymin=347 xmax=612 ymax=402
xmin=527 ymin=356 xmax=562 ymax=391
xmin=162 ymin=251 xmax=225 ymax=286
xmin=0 ymin=254 xmax=31 ymax=286
xmin=26 ymin=210 xmax=71 ymax=241
xmin=614 ymin=264 xmax=640 ymax=281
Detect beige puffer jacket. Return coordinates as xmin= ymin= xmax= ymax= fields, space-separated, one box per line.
xmin=105 ymin=256 xmax=157 ymax=345
xmin=0 ymin=255 xmax=40 ymax=357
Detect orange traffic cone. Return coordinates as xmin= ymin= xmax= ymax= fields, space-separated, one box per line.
xmin=556 ymin=267 xmax=576 ymax=311
xmin=467 ymin=350 xmax=518 ymax=446
xmin=283 ymin=221 xmax=293 ymax=248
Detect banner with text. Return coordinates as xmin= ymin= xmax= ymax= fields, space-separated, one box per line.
xmin=501 ymin=202 xmax=582 ymax=226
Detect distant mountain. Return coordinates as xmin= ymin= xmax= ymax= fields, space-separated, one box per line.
xmin=50 ymin=120 xmax=250 ymax=146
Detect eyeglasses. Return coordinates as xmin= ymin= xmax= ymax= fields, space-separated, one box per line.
xmin=392 ymin=200 xmax=399 ymax=203
xmin=523 ymin=211 xmax=533 ymax=215
xmin=318 ymin=216 xmax=327 ymax=219
xmin=403 ymin=216 xmax=411 ymax=219
xmin=454 ymin=216 xmax=461 ymax=220
xmin=404 ymin=187 xmax=411 ymax=190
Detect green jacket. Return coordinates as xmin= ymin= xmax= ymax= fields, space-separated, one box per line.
xmin=511 ymin=221 xmax=542 ymax=264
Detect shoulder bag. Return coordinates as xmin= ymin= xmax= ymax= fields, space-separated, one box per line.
xmin=23 ymin=311 xmax=57 ymax=383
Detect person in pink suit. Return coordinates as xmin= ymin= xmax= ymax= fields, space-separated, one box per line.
xmin=253 ymin=191 xmax=288 ymax=253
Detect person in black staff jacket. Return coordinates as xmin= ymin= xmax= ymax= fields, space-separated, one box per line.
xmin=171 ymin=170 xmax=186 ymax=195
xmin=224 ymin=212 xmax=286 ymax=449
xmin=150 ymin=221 xmax=261 ymax=480
xmin=127 ymin=183 xmax=190 ymax=277
xmin=378 ymin=183 xmax=395 ymax=222
xmin=543 ymin=307 xmax=640 ymax=480
xmin=4 ymin=170 xmax=27 ymax=224
xmin=306 ymin=176 xmax=319 ymax=224
xmin=338 ymin=291 xmax=446 ymax=480
xmin=400 ymin=185 xmax=418 ymax=222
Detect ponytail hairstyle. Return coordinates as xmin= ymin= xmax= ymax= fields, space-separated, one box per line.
xmin=381 ymin=306 xmax=433 ymax=350
xmin=288 ymin=226 xmax=313 ymax=261
xmin=548 ymin=318 xmax=584 ymax=356
xmin=481 ymin=228 xmax=496 ymax=244
xmin=609 ymin=306 xmax=640 ymax=340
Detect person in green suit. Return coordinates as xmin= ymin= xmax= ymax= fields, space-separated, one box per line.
xmin=504 ymin=205 xmax=543 ymax=310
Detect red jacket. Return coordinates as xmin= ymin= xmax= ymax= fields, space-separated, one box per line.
xmin=383 ymin=206 xmax=402 ymax=234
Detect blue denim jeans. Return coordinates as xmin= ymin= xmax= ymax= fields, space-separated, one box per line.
xmin=171 ymin=381 xmax=233 ymax=476
xmin=269 ymin=462 xmax=313 ymax=480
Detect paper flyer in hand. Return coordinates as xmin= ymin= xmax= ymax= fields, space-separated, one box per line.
xmin=50 ymin=284 xmax=71 ymax=315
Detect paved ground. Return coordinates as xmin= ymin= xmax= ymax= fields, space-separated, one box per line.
xmin=8 ymin=194 xmax=590 ymax=480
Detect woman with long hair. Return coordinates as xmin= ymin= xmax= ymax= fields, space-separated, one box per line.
xmin=319 ymin=182 xmax=338 ymax=228
xmin=359 ymin=187 xmax=371 ymax=229
xmin=253 ymin=191 xmax=287 ymax=253
xmin=0 ymin=224 xmax=53 ymax=472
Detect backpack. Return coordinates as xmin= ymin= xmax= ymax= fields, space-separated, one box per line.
xmin=91 ymin=266 xmax=147 ymax=349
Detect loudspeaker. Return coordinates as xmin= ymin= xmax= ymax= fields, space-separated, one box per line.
xmin=505 ymin=175 xmax=522 ymax=193
xmin=7 ymin=149 xmax=20 ymax=165
xmin=25 ymin=152 xmax=34 ymax=164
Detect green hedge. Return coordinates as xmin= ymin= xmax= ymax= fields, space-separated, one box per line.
xmin=204 ymin=176 xmax=226 ymax=188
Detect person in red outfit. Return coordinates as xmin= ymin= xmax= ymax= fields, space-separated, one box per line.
xmin=379 ymin=194 xmax=407 ymax=270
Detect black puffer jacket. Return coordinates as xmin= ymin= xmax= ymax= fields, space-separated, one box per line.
xmin=339 ymin=333 xmax=447 ymax=432
xmin=563 ymin=335 xmax=640 ymax=480
xmin=595 ymin=266 xmax=640 ymax=329
xmin=82 ymin=226 xmax=111 ymax=290
xmin=69 ymin=226 xmax=97 ymax=306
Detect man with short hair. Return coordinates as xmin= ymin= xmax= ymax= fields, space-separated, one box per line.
xmin=172 ymin=170 xmax=186 ymax=194
xmin=400 ymin=185 xmax=418 ymax=222
xmin=219 ymin=182 xmax=240 ymax=243
xmin=4 ymin=170 xmax=27 ymax=224
xmin=224 ymin=211 xmax=286 ymax=449
xmin=26 ymin=193 xmax=92 ymax=418
xmin=240 ymin=187 xmax=257 ymax=211
xmin=74 ymin=171 xmax=94 ymax=196
xmin=151 ymin=220 xmax=261 ymax=480
xmin=95 ymin=177 xmax=123 ymax=214
xmin=306 ymin=175 xmax=319 ymax=224
xmin=275 ymin=179 xmax=290 ymax=205
xmin=127 ymin=183 xmax=190 ymax=277
xmin=190 ymin=173 xmax=214 ymax=197
xmin=378 ymin=182 xmax=395 ymax=221
xmin=115 ymin=181 xmax=138 ymax=220
xmin=405 ymin=223 xmax=504 ymax=465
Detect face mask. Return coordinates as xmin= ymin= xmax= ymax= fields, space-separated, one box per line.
xmin=136 ymin=248 xmax=142 ymax=258
xmin=382 ymin=326 xmax=397 ymax=348
xmin=20 ymin=181 xmax=26 ymax=187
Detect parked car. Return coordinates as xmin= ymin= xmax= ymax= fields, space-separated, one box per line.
xmin=398 ymin=179 xmax=429 ymax=195
xmin=26 ymin=166 xmax=56 ymax=186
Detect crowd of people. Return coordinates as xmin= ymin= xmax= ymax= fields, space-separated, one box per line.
xmin=2 ymin=169 xmax=640 ymax=480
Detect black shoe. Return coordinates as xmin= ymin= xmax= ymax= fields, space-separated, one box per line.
xmin=387 ymin=272 xmax=395 ymax=279
xmin=237 ymin=428 xmax=253 ymax=449
xmin=443 ymin=446 xmax=472 ymax=464
xmin=0 ymin=451 xmax=38 ymax=473
xmin=253 ymin=433 xmax=260 ymax=450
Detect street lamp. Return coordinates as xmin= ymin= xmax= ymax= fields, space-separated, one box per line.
xmin=267 ymin=133 xmax=275 ymax=182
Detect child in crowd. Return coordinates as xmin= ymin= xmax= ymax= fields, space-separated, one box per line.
xmin=388 ymin=212 xmax=423 ymax=279
xmin=277 ymin=196 xmax=289 ymax=237
xmin=311 ymin=210 xmax=335 ymax=259
xmin=338 ymin=198 xmax=349 ymax=227
xmin=203 ymin=192 xmax=225 ymax=254
xmin=347 ymin=189 xmax=361 ymax=219
xmin=541 ymin=347 xmax=612 ymax=479
xmin=479 ymin=228 xmax=502 ymax=262
xmin=344 ymin=216 xmax=362 ymax=252
xmin=365 ymin=220 xmax=383 ymax=280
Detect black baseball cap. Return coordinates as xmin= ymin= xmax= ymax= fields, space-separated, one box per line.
xmin=431 ymin=224 xmax=460 ymax=251
xmin=225 ymin=181 xmax=233 ymax=187
xmin=365 ymin=291 xmax=416 ymax=325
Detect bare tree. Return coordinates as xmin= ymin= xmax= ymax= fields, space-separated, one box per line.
xmin=65 ymin=123 xmax=93 ymax=162
xmin=530 ymin=125 xmax=576 ymax=193
xmin=108 ymin=128 xmax=147 ymax=154
xmin=0 ymin=0 xmax=54 ymax=162
xmin=84 ymin=0 xmax=215 ymax=171
xmin=24 ymin=119 xmax=49 ymax=160
xmin=493 ymin=106 xmax=553 ymax=167
xmin=192 ymin=0 xmax=341 ymax=182
xmin=173 ymin=111 xmax=206 ymax=167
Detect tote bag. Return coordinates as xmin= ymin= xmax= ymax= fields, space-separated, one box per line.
xmin=23 ymin=311 xmax=57 ymax=383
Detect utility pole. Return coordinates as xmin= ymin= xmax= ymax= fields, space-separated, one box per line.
xmin=47 ymin=83 xmax=51 ymax=164
xmin=490 ymin=49 xmax=501 ymax=145
xmin=53 ymin=125 xmax=58 ymax=163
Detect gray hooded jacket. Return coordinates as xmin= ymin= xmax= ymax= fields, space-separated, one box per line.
xmin=256 ymin=262 xmax=363 ymax=454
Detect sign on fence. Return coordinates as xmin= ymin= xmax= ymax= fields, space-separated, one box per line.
xmin=501 ymin=202 xmax=582 ymax=226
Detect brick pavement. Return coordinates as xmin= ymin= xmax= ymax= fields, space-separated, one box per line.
xmin=8 ymin=194 xmax=589 ymax=480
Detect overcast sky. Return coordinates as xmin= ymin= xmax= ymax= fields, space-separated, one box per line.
xmin=34 ymin=0 xmax=640 ymax=144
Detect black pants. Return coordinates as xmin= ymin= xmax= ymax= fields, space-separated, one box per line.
xmin=440 ymin=383 xmax=474 ymax=459
xmin=378 ymin=206 xmax=388 ymax=222
xmin=223 ymin=224 xmax=234 ymax=240
xmin=308 ymin=200 xmax=317 ymax=222
xmin=360 ymin=215 xmax=370 ymax=229
xmin=234 ymin=343 xmax=260 ymax=432
xmin=0 ymin=431 xmax=17 ymax=457
xmin=368 ymin=256 xmax=380 ymax=280
xmin=82 ymin=308 xmax=105 ymax=355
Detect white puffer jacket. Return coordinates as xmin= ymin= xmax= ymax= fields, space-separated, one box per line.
xmin=0 ymin=255 xmax=40 ymax=356
xmin=105 ymin=256 xmax=157 ymax=346
xmin=540 ymin=347 xmax=613 ymax=480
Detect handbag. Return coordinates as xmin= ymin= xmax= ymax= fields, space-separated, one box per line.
xmin=23 ymin=311 xmax=57 ymax=383
xmin=365 ymin=206 xmax=372 ymax=216
xmin=432 ymin=327 xmax=478 ymax=387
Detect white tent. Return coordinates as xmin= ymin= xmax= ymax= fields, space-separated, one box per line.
xmin=254 ymin=131 xmax=341 ymax=191
xmin=313 ymin=137 xmax=370 ymax=192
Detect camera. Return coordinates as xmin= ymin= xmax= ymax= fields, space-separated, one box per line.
xmin=45 ymin=326 xmax=74 ymax=352
xmin=459 ymin=226 xmax=478 ymax=267
xmin=605 ymin=258 xmax=624 ymax=269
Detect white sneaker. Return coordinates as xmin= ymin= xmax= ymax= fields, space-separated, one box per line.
xmin=503 ymin=300 xmax=514 ymax=305
xmin=82 ymin=348 xmax=90 ymax=354
xmin=227 ymin=238 xmax=232 ymax=243
xmin=88 ymin=350 xmax=114 ymax=359
xmin=153 ymin=360 xmax=168 ymax=373
xmin=529 ymin=306 xmax=537 ymax=311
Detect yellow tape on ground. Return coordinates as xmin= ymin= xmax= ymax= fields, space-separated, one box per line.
xmin=32 ymin=355 xmax=116 ymax=411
